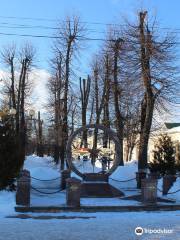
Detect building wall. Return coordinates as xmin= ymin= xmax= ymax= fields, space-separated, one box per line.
xmin=129 ymin=128 xmax=180 ymax=164
xmin=148 ymin=131 xmax=180 ymax=164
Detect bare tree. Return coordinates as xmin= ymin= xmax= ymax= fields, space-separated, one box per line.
xmin=124 ymin=11 xmax=179 ymax=170
xmin=79 ymin=76 xmax=91 ymax=148
xmin=101 ymin=53 xmax=112 ymax=148
xmin=18 ymin=44 xmax=35 ymax=153
xmin=1 ymin=44 xmax=16 ymax=110
xmin=54 ymin=15 xmax=85 ymax=168
xmin=1 ymin=43 xmax=35 ymax=162
xmin=107 ymin=36 xmax=125 ymax=166
xmin=90 ymin=58 xmax=106 ymax=151
xmin=47 ymin=53 xmax=65 ymax=165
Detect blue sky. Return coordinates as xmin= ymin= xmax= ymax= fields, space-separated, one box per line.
xmin=1 ymin=0 xmax=180 ymax=120
xmin=0 ymin=0 xmax=180 ymax=73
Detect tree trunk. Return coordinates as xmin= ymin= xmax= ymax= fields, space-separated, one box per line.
xmin=10 ymin=59 xmax=16 ymax=110
xmin=103 ymin=54 xmax=110 ymax=148
xmin=93 ymin=69 xmax=99 ymax=150
xmin=138 ymin=11 xmax=155 ymax=170
xmin=113 ymin=39 xmax=124 ymax=166
xmin=62 ymin=40 xmax=72 ymax=169
xmin=19 ymin=60 xmax=28 ymax=161
xmin=80 ymin=77 xmax=90 ymax=148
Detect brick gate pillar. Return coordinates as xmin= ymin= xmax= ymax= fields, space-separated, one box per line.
xmin=16 ymin=170 xmax=31 ymax=206
xmin=66 ymin=177 xmax=81 ymax=207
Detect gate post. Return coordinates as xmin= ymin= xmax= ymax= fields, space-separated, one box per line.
xmin=163 ymin=175 xmax=176 ymax=195
xmin=61 ymin=169 xmax=71 ymax=190
xmin=141 ymin=178 xmax=157 ymax=203
xmin=66 ymin=177 xmax=81 ymax=207
xmin=16 ymin=170 xmax=31 ymax=206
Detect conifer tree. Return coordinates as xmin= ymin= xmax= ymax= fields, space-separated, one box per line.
xmin=149 ymin=134 xmax=176 ymax=175
xmin=0 ymin=116 xmax=23 ymax=190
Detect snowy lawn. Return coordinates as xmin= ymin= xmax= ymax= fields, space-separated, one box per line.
xmin=1 ymin=155 xmax=180 ymax=214
xmin=23 ymin=156 xmax=142 ymax=207
xmin=0 ymin=190 xmax=15 ymax=216
xmin=171 ymin=178 xmax=180 ymax=200
xmin=158 ymin=177 xmax=180 ymax=203
xmin=24 ymin=155 xmax=60 ymax=180
xmin=0 ymin=211 xmax=180 ymax=240
xmin=0 ymin=155 xmax=180 ymax=239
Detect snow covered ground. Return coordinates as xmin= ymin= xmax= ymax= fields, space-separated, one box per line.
xmin=24 ymin=155 xmax=60 ymax=180
xmin=171 ymin=178 xmax=180 ymax=200
xmin=29 ymin=156 xmax=143 ymax=207
xmin=0 ymin=155 xmax=180 ymax=239
xmin=0 ymin=155 xmax=180 ymax=211
xmin=0 ymin=211 xmax=180 ymax=240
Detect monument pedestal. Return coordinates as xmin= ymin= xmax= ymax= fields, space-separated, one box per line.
xmin=81 ymin=173 xmax=124 ymax=198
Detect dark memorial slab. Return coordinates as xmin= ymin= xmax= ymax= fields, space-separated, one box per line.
xmin=81 ymin=173 xmax=124 ymax=197
xmin=83 ymin=173 xmax=108 ymax=182
xmin=81 ymin=182 xmax=124 ymax=198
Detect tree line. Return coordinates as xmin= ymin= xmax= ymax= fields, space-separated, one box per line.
xmin=0 ymin=10 xmax=179 ymax=173
xmin=47 ymin=11 xmax=179 ymax=171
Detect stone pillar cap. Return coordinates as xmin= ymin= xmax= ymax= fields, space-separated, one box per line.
xmin=141 ymin=178 xmax=157 ymax=183
xmin=66 ymin=177 xmax=81 ymax=183
xmin=20 ymin=169 xmax=30 ymax=177
xmin=61 ymin=169 xmax=71 ymax=173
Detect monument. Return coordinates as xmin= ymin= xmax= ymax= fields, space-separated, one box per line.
xmin=66 ymin=124 xmax=124 ymax=197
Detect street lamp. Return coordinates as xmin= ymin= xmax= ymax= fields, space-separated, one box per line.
xmin=0 ymin=108 xmax=16 ymax=127
xmin=29 ymin=109 xmax=35 ymax=119
xmin=9 ymin=108 xmax=16 ymax=116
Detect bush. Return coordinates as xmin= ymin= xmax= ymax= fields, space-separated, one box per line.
xmin=0 ymin=118 xmax=24 ymax=190
xmin=149 ymin=134 xmax=176 ymax=176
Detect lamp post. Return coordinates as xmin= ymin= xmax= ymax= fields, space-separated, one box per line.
xmin=9 ymin=108 xmax=16 ymax=116
xmin=0 ymin=108 xmax=16 ymax=128
xmin=24 ymin=109 xmax=36 ymax=155
xmin=26 ymin=109 xmax=36 ymax=138
xmin=29 ymin=109 xmax=35 ymax=120
xmin=26 ymin=109 xmax=44 ymax=157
